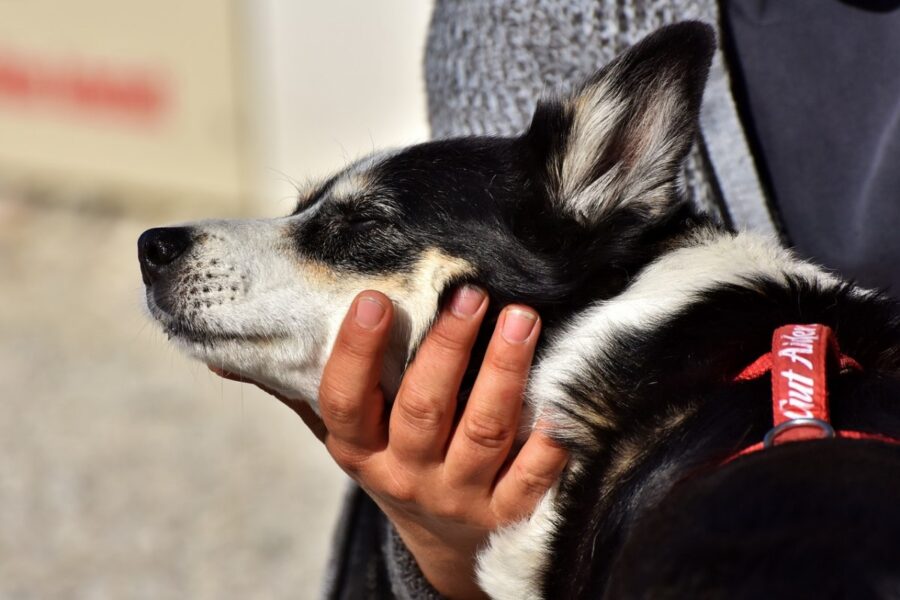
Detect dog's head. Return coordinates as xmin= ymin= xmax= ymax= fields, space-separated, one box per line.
xmin=138 ymin=22 xmax=714 ymax=410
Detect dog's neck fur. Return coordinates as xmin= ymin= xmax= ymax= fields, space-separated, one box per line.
xmin=477 ymin=225 xmax=900 ymax=598
xmin=446 ymin=199 xmax=705 ymax=406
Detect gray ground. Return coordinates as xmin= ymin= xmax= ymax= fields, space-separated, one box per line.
xmin=0 ymin=196 xmax=348 ymax=599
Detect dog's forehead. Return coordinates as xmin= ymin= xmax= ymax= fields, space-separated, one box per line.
xmin=293 ymin=150 xmax=398 ymax=217
xmin=293 ymin=137 xmax=523 ymax=218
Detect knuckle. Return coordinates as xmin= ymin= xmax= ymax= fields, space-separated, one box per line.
xmin=486 ymin=350 xmax=531 ymax=378
xmin=396 ymin=386 xmax=446 ymax=432
xmin=390 ymin=485 xmax=417 ymax=507
xmin=319 ymin=386 xmax=362 ymax=428
xmin=326 ymin=440 xmax=369 ymax=474
xmin=512 ymin=462 xmax=557 ymax=498
xmin=464 ymin=411 xmax=515 ymax=449
xmin=382 ymin=475 xmax=417 ymax=506
xmin=427 ymin=322 xmax=473 ymax=355
xmin=433 ymin=497 xmax=468 ymax=521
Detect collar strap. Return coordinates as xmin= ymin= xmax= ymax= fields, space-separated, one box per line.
xmin=726 ymin=324 xmax=899 ymax=462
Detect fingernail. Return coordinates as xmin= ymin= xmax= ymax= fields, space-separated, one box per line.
xmin=502 ymin=308 xmax=537 ymax=343
xmin=451 ymin=285 xmax=486 ymax=317
xmin=355 ymin=296 xmax=386 ymax=329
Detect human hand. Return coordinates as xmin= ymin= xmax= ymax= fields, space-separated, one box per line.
xmin=317 ymin=287 xmax=568 ymax=599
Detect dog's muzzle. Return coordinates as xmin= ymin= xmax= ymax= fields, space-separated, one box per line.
xmin=137 ymin=227 xmax=193 ymax=286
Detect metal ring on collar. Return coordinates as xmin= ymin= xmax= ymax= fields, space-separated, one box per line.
xmin=763 ymin=417 xmax=836 ymax=449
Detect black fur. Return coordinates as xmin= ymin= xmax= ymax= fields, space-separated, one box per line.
xmin=143 ymin=21 xmax=900 ymax=597
xmin=289 ymin=136 xmax=700 ymax=328
xmin=541 ymin=278 xmax=900 ymax=597
xmin=608 ymin=441 xmax=900 ymax=599
xmin=289 ymin=24 xmax=717 ymax=351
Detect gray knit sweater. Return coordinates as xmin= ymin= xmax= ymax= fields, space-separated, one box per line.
xmin=322 ymin=1 xmax=775 ymax=598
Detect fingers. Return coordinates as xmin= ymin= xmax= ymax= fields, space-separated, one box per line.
xmin=389 ymin=285 xmax=488 ymax=465
xmin=444 ymin=305 xmax=540 ymax=488
xmin=492 ymin=422 xmax=568 ymax=521
xmin=319 ymin=292 xmax=393 ymax=460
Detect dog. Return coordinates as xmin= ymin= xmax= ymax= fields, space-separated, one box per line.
xmin=138 ymin=22 xmax=900 ymax=599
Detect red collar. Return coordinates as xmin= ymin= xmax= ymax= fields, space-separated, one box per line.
xmin=725 ymin=323 xmax=900 ymax=463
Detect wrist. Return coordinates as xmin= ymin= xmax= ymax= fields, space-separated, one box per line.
xmin=393 ymin=522 xmax=488 ymax=599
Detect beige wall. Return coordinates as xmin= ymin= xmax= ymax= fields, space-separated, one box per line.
xmin=0 ymin=0 xmax=247 ymax=215
xmin=0 ymin=0 xmax=432 ymax=218
xmin=247 ymin=1 xmax=432 ymax=216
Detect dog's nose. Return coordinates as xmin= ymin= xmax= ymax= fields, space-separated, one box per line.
xmin=138 ymin=227 xmax=193 ymax=285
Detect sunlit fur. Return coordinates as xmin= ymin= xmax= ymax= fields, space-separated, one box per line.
xmin=144 ymin=215 xmax=473 ymax=409
xmin=140 ymin=22 xmax=900 ymax=598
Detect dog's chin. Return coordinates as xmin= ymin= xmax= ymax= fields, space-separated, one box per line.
xmin=181 ymin=332 xmax=324 ymax=409
xmin=150 ymin=305 xmax=325 ymax=410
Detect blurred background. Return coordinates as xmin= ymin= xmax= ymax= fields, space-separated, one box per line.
xmin=0 ymin=1 xmax=432 ymax=598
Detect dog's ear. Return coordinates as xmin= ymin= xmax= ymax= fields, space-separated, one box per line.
xmin=526 ymin=21 xmax=715 ymax=226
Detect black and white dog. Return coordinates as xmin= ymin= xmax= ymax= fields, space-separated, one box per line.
xmin=138 ymin=23 xmax=900 ymax=599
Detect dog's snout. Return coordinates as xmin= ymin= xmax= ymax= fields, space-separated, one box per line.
xmin=138 ymin=227 xmax=193 ymax=285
